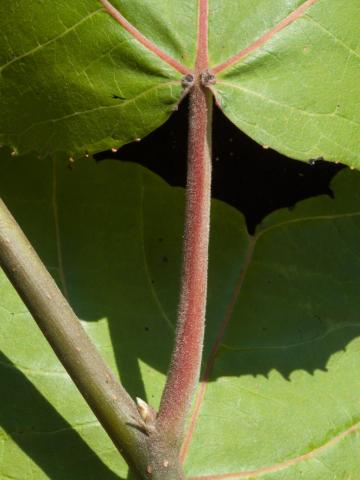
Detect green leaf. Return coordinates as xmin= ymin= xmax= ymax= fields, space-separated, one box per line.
xmin=184 ymin=168 xmax=360 ymax=479
xmin=1 ymin=0 xmax=359 ymax=166
xmin=0 ymin=1 xmax=187 ymax=156
xmin=213 ymin=0 xmax=360 ymax=167
xmin=1 ymin=150 xmax=360 ymax=478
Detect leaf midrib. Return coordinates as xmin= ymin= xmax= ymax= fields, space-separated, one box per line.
xmin=95 ymin=0 xmax=320 ymax=77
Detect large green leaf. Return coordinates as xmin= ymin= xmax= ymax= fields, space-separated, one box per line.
xmin=0 ymin=1 xmax=187 ymax=156
xmin=0 ymin=1 xmax=359 ymax=166
xmin=213 ymin=0 xmax=360 ymax=166
xmin=1 ymin=150 xmax=360 ymax=478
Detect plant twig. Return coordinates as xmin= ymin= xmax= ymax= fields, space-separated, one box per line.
xmin=0 ymin=198 xmax=151 ymax=477
xmin=156 ymin=81 xmax=213 ymax=447
xmin=154 ymin=0 xmax=213 ymax=463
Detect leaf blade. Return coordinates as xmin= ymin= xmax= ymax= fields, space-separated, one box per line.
xmin=1 ymin=150 xmax=360 ymax=478
xmin=0 ymin=1 xmax=185 ymax=156
xmin=211 ymin=0 xmax=360 ymax=166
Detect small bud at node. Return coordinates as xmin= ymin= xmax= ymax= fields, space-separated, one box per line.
xmin=181 ymin=73 xmax=195 ymax=89
xmin=200 ymin=70 xmax=216 ymax=87
xmin=136 ymin=397 xmax=151 ymax=422
xmin=135 ymin=397 xmax=157 ymax=433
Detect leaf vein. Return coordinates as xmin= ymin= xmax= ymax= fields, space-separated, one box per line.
xmin=258 ymin=211 xmax=360 ymax=237
xmin=221 ymin=323 xmax=360 ymax=352
xmin=16 ymin=81 xmax=179 ymax=140
xmin=305 ymin=16 xmax=360 ymax=62
xmin=217 ymin=80 xmax=360 ymax=129
xmin=0 ymin=9 xmax=103 ymax=74
xmin=189 ymin=420 xmax=360 ymax=479
xmin=0 ymin=359 xmax=66 ymax=377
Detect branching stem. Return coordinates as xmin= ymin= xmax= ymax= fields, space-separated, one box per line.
xmin=0 ymin=80 xmax=214 ymax=479
xmin=0 ymin=199 xmax=150 ymax=477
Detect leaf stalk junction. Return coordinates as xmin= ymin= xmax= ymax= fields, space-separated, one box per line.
xmin=0 ymin=70 xmax=216 ymax=479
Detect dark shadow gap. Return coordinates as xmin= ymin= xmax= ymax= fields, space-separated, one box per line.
xmin=95 ymin=97 xmax=343 ymax=234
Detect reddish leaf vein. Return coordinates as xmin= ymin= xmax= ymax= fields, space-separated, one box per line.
xmin=196 ymin=0 xmax=209 ymax=72
xmin=212 ymin=0 xmax=320 ymax=74
xmin=188 ymin=421 xmax=360 ymax=479
xmin=98 ymin=0 xmax=191 ymax=75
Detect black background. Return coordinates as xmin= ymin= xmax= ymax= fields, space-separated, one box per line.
xmin=96 ymin=97 xmax=343 ymax=233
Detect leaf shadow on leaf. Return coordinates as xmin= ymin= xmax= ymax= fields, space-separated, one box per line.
xmin=57 ymin=163 xmax=179 ymax=405
xmin=0 ymin=352 xmax=124 ymax=480
xmin=205 ymin=173 xmax=360 ymax=381
xmin=55 ymin=159 xmax=360 ymax=390
xmin=2 ymin=155 xmax=360 ymax=478
xmin=210 ymin=323 xmax=360 ymax=381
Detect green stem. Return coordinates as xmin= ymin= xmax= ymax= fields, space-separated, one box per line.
xmin=0 ymin=198 xmax=151 ymax=477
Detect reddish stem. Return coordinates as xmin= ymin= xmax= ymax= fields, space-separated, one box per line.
xmin=156 ymin=83 xmax=212 ymax=444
